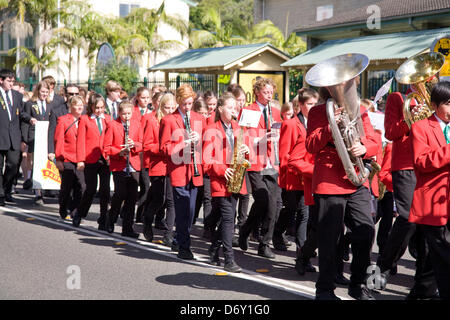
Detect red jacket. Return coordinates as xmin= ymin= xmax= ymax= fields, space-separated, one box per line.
xmin=305 ymin=103 xmax=379 ymax=194
xmin=55 ymin=113 xmax=79 ymax=163
xmin=378 ymin=142 xmax=393 ymax=193
xmin=384 ymin=92 xmax=414 ymax=171
xmin=239 ymin=102 xmax=282 ymax=172
xmin=141 ymin=112 xmax=166 ymax=176
xmin=76 ymin=114 xmax=112 ymax=164
xmin=279 ymin=116 xmax=315 ymax=205
xmin=159 ymin=108 xmax=205 ymax=187
xmin=409 ymin=115 xmax=450 ymax=226
xmin=203 ymin=119 xmax=247 ymax=197
xmin=132 ymin=105 xmax=152 ymax=123
xmin=103 ymin=118 xmax=143 ymax=172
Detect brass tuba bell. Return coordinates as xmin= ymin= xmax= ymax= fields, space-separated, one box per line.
xmin=395 ymin=51 xmax=445 ymax=128
xmin=305 ymin=53 xmax=371 ymax=186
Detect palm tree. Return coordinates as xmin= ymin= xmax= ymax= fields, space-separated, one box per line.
xmin=252 ymin=20 xmax=306 ymax=57
xmin=189 ymin=7 xmax=245 ymax=49
xmin=0 ymin=0 xmax=34 ymax=78
xmin=124 ymin=3 xmax=188 ymax=73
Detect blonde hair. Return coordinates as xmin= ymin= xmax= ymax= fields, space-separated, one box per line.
xmin=157 ymin=92 xmax=176 ymax=122
xmin=67 ymin=95 xmax=84 ymax=108
xmin=118 ymin=100 xmax=134 ymax=113
xmin=31 ymin=80 xmax=51 ymax=103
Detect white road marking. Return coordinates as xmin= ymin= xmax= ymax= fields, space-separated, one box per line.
xmin=1 ymin=205 xmax=349 ymax=300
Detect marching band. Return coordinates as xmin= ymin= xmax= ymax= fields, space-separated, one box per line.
xmin=1 ymin=47 xmax=450 ymax=300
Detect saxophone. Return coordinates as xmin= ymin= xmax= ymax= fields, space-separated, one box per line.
xmin=226 ymin=127 xmax=251 ymax=194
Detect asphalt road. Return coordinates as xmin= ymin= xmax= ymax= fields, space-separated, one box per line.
xmin=0 ymin=186 xmax=418 ymax=302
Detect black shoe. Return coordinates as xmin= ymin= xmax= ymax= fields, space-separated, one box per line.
xmin=59 ymin=208 xmax=68 ymax=219
xmin=142 ymin=220 xmax=153 ymax=242
xmin=177 ymin=248 xmax=194 ymax=260
xmin=224 ymin=261 xmax=242 ymax=273
xmin=334 ymin=274 xmax=350 ymax=286
xmin=72 ymin=210 xmax=82 ymax=227
xmin=105 ymin=216 xmax=114 ymax=234
xmin=23 ymin=179 xmax=32 ymax=190
xmin=0 ymin=197 xmax=5 ymax=206
xmin=98 ymin=223 xmax=107 ymax=231
xmin=406 ymin=289 xmax=440 ymax=300
xmin=348 ymin=284 xmax=376 ymax=300
xmin=315 ymin=291 xmax=341 ymax=300
xmin=304 ymin=261 xmax=317 ymax=273
xmin=258 ymin=244 xmax=275 ymax=259
xmin=154 ymin=220 xmax=167 ymax=230
xmin=5 ymin=194 xmax=16 ymax=203
xmin=121 ymin=230 xmax=139 ymax=239
xmin=238 ymin=233 xmax=248 ymax=251
xmin=208 ymin=247 xmax=221 ymax=266
xmin=295 ymin=258 xmax=316 ymax=275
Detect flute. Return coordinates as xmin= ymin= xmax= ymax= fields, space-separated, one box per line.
xmin=185 ymin=111 xmax=200 ymax=177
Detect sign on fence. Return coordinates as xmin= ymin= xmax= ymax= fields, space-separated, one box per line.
xmin=32 ymin=121 xmax=61 ymax=190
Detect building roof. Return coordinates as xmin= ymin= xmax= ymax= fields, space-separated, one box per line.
xmin=179 ymin=0 xmax=197 ymax=6
xmin=282 ymin=26 xmax=450 ymax=68
xmin=296 ymin=0 xmax=450 ymax=32
xmin=149 ymin=43 xmax=291 ymax=73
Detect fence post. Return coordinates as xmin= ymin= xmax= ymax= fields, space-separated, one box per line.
xmin=88 ymin=78 xmax=92 ymax=91
xmin=28 ymin=77 xmax=33 ymax=91
xmin=143 ymin=77 xmax=148 ymax=88
xmin=176 ymin=75 xmax=180 ymax=88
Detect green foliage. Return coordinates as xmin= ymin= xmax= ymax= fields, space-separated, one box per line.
xmin=94 ymin=61 xmax=139 ymax=95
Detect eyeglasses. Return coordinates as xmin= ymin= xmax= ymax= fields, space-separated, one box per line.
xmin=67 ymin=92 xmax=79 ymax=96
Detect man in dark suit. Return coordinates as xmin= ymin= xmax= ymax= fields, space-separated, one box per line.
xmin=47 ymin=84 xmax=79 ymax=161
xmin=0 ymin=69 xmax=36 ymax=205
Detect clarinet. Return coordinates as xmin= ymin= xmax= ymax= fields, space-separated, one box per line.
xmin=124 ymin=120 xmax=131 ymax=177
xmin=185 ymin=111 xmax=200 ymax=177
xmin=267 ymin=101 xmax=280 ymax=165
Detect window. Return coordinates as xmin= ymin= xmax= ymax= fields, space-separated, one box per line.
xmin=119 ymin=3 xmax=140 ymax=18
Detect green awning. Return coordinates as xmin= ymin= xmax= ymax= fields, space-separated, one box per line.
xmin=281 ymin=27 xmax=450 ymax=68
xmin=149 ymin=43 xmax=291 ymax=73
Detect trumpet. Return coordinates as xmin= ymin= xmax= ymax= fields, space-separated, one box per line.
xmin=185 ymin=111 xmax=200 ymax=177
xmin=395 ymin=51 xmax=445 ymax=128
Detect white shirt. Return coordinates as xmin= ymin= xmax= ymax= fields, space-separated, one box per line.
xmin=256 ymin=100 xmax=274 ymax=171
xmin=106 ymin=98 xmax=121 ymax=119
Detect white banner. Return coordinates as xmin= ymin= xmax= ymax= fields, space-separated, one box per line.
xmin=32 ymin=121 xmax=61 ymax=190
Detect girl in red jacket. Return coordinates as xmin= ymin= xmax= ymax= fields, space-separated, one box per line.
xmin=141 ymin=92 xmax=177 ymax=246
xmin=203 ymin=92 xmax=249 ymax=273
xmin=103 ymin=101 xmax=143 ymax=238
xmin=54 ymin=95 xmax=85 ymax=220
xmin=72 ymin=93 xmax=112 ymax=229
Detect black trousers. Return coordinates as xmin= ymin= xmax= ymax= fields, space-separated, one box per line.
xmin=211 ymin=194 xmax=239 ymax=264
xmin=136 ymin=167 xmax=150 ymax=220
xmin=241 ymin=171 xmax=280 ymax=246
xmin=375 ymin=191 xmax=394 ymax=255
xmin=0 ymin=148 xmax=20 ymax=197
xmin=314 ymin=186 xmax=375 ymax=294
xmin=59 ymin=162 xmax=85 ymax=216
xmin=77 ymin=159 xmax=110 ymax=223
xmin=422 ymin=222 xmax=450 ymax=299
xmin=109 ymin=171 xmax=139 ymax=233
xmin=274 ymin=189 xmax=309 ymax=247
xmin=377 ymin=170 xmax=436 ymax=294
xmin=195 ymin=174 xmax=212 ymax=227
xmin=144 ymin=175 xmax=175 ymax=238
